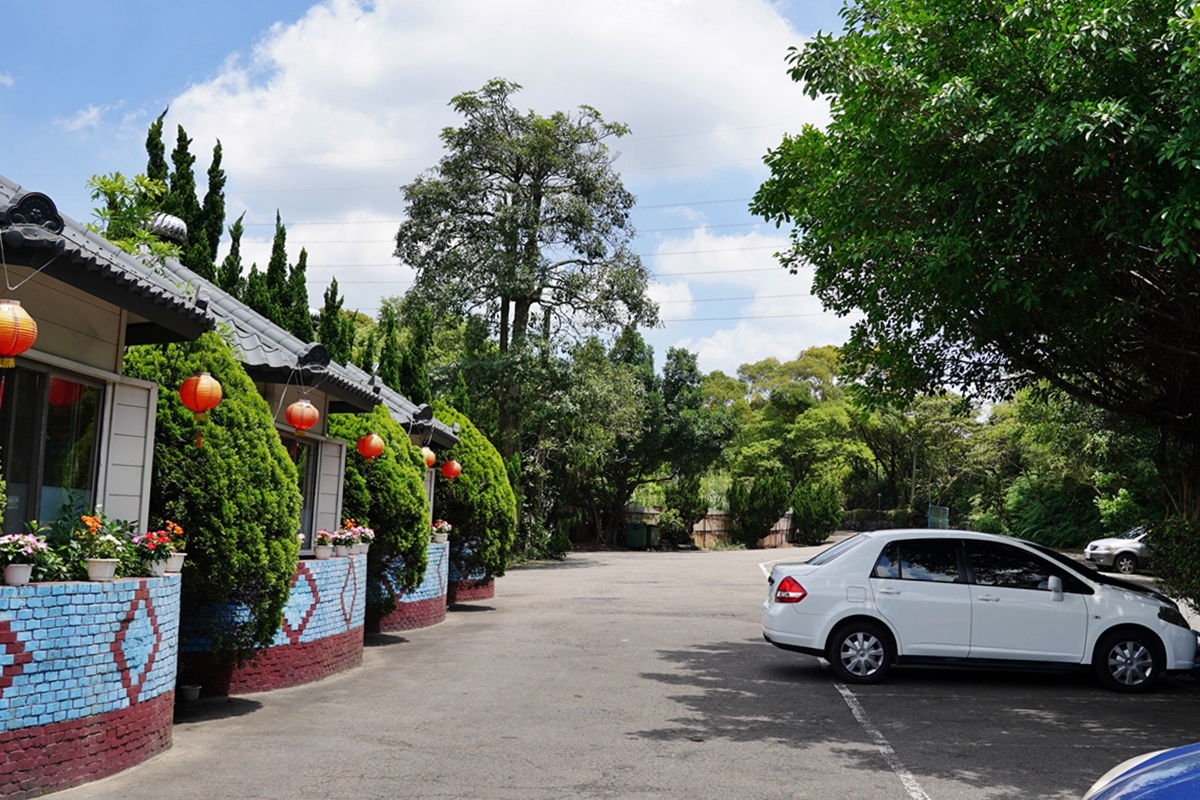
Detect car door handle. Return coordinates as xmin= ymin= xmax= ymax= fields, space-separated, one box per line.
xmin=878 ymin=587 xmax=901 ymax=595
xmin=978 ymin=594 xmax=1000 ymax=602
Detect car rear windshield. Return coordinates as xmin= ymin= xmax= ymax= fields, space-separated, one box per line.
xmin=808 ymin=534 xmax=869 ymax=566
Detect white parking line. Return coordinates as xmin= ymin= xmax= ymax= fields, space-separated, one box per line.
xmin=834 ymin=682 xmax=932 ymax=800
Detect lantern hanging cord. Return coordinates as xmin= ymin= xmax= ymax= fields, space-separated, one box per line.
xmin=0 ymin=232 xmax=63 ymax=293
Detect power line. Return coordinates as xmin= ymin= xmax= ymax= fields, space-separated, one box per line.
xmin=310 ymin=265 xmax=786 ymax=285
xmin=254 ymin=221 xmax=765 ymax=241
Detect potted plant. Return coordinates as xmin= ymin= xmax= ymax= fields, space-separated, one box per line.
xmin=73 ymin=511 xmax=132 ymax=581
xmin=132 ymin=525 xmax=176 ymax=577
xmin=341 ymin=519 xmax=374 ymax=555
xmin=431 ymin=519 xmax=452 ymax=544
xmin=314 ymin=529 xmax=334 ymax=560
xmin=331 ymin=527 xmax=356 ymax=557
xmin=0 ymin=531 xmax=48 ymax=586
xmin=162 ymin=520 xmax=187 ymax=572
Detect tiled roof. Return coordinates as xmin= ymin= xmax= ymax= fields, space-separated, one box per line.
xmin=0 ymin=173 xmax=458 ymax=440
xmin=0 ymin=176 xmax=211 ymax=340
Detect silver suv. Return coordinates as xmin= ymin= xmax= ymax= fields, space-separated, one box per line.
xmin=1085 ymin=527 xmax=1149 ymax=575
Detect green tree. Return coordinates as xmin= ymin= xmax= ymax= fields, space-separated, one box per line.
xmin=284 ymin=247 xmax=314 ymax=341
xmin=217 ymin=214 xmax=246 ymax=298
xmin=200 ymin=141 xmax=226 ymax=266
xmin=376 ymin=305 xmax=402 ymax=391
xmin=146 ymin=109 xmax=168 ymax=184
xmin=85 ymin=172 xmax=180 ymax=266
xmin=328 ymin=406 xmax=430 ymax=618
xmin=753 ymin=0 xmax=1200 ymax=520
xmin=431 ymin=401 xmax=518 ymax=585
xmin=317 ymin=277 xmax=357 ymax=364
xmin=124 ymin=334 xmax=301 ymax=656
xmin=791 ymin=481 xmax=841 ymax=546
xmin=263 ymin=211 xmax=289 ymax=326
xmin=398 ymin=302 xmax=433 ymax=405
xmin=394 ymin=78 xmax=657 ymax=460
xmin=728 ymin=471 xmax=789 ymax=548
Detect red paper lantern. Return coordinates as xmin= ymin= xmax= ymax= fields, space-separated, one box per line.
xmin=0 ymin=299 xmax=38 ymax=368
xmin=286 ymin=399 xmax=320 ymax=437
xmin=420 ymin=446 xmax=436 ymax=468
xmin=179 ymin=372 xmax=223 ymax=448
xmin=48 ymin=377 xmax=82 ymax=407
xmin=357 ymin=433 xmax=384 ymax=462
xmin=441 ymin=459 xmax=462 ymax=480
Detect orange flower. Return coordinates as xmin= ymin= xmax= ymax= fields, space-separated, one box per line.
xmin=81 ymin=515 xmax=101 ymax=534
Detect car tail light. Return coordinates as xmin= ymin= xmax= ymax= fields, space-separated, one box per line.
xmin=774 ymin=576 xmax=807 ymax=603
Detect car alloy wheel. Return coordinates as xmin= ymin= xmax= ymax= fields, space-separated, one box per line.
xmin=1095 ymin=630 xmax=1163 ymax=693
xmin=828 ymin=621 xmax=893 ymax=684
xmin=1113 ymin=553 xmax=1138 ymax=575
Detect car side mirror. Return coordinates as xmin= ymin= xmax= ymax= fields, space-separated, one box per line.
xmin=1047 ymin=575 xmax=1063 ymax=601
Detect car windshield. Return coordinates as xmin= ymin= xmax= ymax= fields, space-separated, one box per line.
xmin=1118 ymin=527 xmax=1145 ymax=540
xmin=807 ymin=533 xmax=869 ymax=566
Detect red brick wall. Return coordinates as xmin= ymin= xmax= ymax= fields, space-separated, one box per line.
xmin=179 ymin=627 xmax=363 ymax=697
xmin=448 ymin=579 xmax=495 ymax=604
xmin=368 ymin=595 xmax=446 ymax=633
xmin=0 ymin=691 xmax=173 ymax=800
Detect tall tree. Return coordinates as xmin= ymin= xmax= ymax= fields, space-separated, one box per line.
xmin=376 ymin=306 xmax=402 ymax=391
xmin=317 ymin=277 xmax=356 ymax=364
xmin=284 ymin=247 xmax=314 ymax=342
xmin=754 ymin=0 xmax=1200 ymax=519
xmin=398 ymin=302 xmax=433 ymax=405
xmin=200 ymin=140 xmax=226 ymax=266
xmin=217 ymin=214 xmax=246 ymax=298
xmin=264 ymin=211 xmax=289 ymax=325
xmin=394 ymin=79 xmax=657 ymax=459
xmin=146 ymin=109 xmax=168 ymax=185
xmin=243 ymin=264 xmax=271 ymax=320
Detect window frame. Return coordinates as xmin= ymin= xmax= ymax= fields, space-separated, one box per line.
xmin=0 ymin=359 xmax=106 ymax=533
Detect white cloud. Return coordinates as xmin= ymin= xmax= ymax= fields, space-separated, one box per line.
xmin=57 ymin=104 xmax=108 ymax=132
xmin=645 ymin=227 xmax=859 ymax=374
xmin=162 ymin=0 xmax=833 ymax=369
xmin=0 ymin=73 xmax=13 ymax=88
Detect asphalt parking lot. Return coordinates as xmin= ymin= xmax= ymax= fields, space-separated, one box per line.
xmin=61 ymin=545 xmax=1200 ymax=800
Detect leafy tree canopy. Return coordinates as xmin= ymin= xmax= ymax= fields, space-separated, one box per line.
xmin=753 ymin=0 xmax=1200 ymax=517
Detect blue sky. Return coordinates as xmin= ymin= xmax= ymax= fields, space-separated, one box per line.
xmin=2 ymin=0 xmax=854 ymax=376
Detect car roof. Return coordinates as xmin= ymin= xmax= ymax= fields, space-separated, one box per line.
xmin=1091 ymin=742 xmax=1200 ymax=799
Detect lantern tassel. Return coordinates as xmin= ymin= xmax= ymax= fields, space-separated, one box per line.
xmin=196 ymin=427 xmax=203 ymax=449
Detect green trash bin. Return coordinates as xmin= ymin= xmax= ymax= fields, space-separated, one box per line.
xmin=626 ymin=522 xmax=648 ymax=548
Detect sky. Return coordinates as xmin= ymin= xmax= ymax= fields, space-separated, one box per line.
xmin=1 ymin=0 xmax=856 ymax=377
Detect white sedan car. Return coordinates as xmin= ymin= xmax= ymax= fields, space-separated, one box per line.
xmin=761 ymin=529 xmax=1197 ymax=692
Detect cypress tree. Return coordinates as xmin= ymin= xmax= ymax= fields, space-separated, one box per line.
xmin=354 ymin=328 xmax=377 ymax=374
xmin=217 ymin=214 xmax=246 ymax=298
xmin=265 ymin=211 xmax=289 ymax=328
xmin=448 ymin=370 xmax=472 ymax=418
xmin=317 ymin=278 xmax=356 ymax=364
xmin=146 ymin=109 xmax=168 ymax=185
xmin=244 ymin=263 xmax=273 ymax=320
xmin=285 ymin=248 xmax=314 ymax=341
xmin=376 ymin=306 xmax=401 ymax=390
xmin=201 ymin=140 xmax=226 ymax=265
xmin=398 ymin=304 xmax=432 ymax=405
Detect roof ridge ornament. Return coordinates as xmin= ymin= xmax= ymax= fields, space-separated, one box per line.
xmin=2 ymin=192 xmax=64 ymax=234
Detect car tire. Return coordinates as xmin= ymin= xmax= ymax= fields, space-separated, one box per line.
xmin=1113 ymin=553 xmax=1138 ymax=575
xmin=827 ymin=621 xmax=894 ymax=684
xmin=1094 ymin=629 xmax=1164 ymax=693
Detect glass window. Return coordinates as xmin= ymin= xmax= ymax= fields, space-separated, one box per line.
xmin=808 ymin=533 xmax=868 ymax=566
xmin=873 ymin=539 xmax=961 ymax=582
xmin=282 ymin=434 xmax=318 ymax=550
xmin=966 ymin=540 xmax=1086 ymax=592
xmin=0 ymin=366 xmax=103 ymax=533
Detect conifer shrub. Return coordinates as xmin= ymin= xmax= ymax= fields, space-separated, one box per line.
xmin=791 ymin=482 xmax=842 ymax=546
xmin=328 ymin=406 xmax=429 ymax=618
xmin=124 ymin=333 xmax=301 ymax=655
xmin=431 ymin=401 xmax=517 ymax=584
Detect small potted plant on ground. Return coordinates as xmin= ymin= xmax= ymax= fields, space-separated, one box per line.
xmin=0 ymin=531 xmax=48 ymax=586
xmin=431 ymin=519 xmax=452 ymax=544
xmin=314 ymin=529 xmax=334 ymax=560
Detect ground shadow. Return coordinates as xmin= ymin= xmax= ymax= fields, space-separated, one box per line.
xmin=172 ymin=696 xmax=262 ymax=726
xmin=635 ymin=638 xmax=1200 ymax=800
xmin=448 ymin=603 xmax=494 ymax=613
xmin=363 ymin=633 xmax=409 ymax=647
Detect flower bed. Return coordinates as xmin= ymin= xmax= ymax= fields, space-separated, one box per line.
xmin=368 ymin=541 xmax=448 ymax=633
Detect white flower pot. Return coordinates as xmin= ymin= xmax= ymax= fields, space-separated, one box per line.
xmin=146 ymin=560 xmax=167 ymax=577
xmin=314 ymin=545 xmax=333 ymax=560
xmin=86 ymin=558 xmax=120 ymax=582
xmin=432 ymin=533 xmax=449 ymax=544
xmin=166 ymin=552 xmax=187 ymax=572
xmin=334 ymin=545 xmax=351 ymax=557
xmin=4 ymin=563 xmax=33 ymax=587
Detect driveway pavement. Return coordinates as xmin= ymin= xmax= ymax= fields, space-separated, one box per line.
xmin=59 ymin=546 xmax=1200 ymax=800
